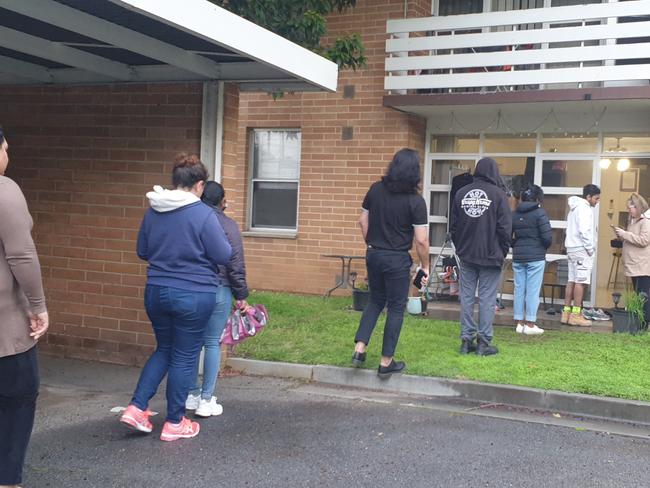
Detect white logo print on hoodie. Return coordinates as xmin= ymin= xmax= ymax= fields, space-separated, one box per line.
xmin=146 ymin=185 xmax=200 ymax=213
xmin=565 ymin=195 xmax=595 ymax=253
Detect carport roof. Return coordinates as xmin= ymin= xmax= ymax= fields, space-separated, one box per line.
xmin=0 ymin=0 xmax=338 ymax=92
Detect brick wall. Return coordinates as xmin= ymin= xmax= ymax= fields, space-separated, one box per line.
xmin=0 ymin=83 xmax=203 ymax=365
xmin=225 ymin=0 xmax=430 ymax=295
xmin=0 ymin=0 xmax=431 ymax=365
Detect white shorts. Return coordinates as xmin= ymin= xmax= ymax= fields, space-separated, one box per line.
xmin=567 ymin=250 xmax=593 ymax=285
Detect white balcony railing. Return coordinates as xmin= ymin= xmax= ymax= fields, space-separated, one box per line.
xmin=385 ymin=1 xmax=650 ymax=94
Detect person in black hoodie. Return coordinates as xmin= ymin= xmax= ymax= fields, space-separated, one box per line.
xmin=451 ymin=157 xmax=512 ymax=356
xmin=512 ymin=185 xmax=552 ymax=336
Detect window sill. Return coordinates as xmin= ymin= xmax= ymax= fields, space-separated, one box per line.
xmin=242 ymin=230 xmax=298 ymax=240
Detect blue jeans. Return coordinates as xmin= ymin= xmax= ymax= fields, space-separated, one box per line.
xmin=513 ymin=260 xmax=546 ymax=323
xmin=191 ymin=286 xmax=232 ymax=400
xmin=131 ymin=285 xmax=216 ymax=423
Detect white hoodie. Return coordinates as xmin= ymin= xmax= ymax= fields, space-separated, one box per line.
xmin=146 ymin=185 xmax=199 ymax=212
xmin=565 ymin=195 xmax=595 ymax=253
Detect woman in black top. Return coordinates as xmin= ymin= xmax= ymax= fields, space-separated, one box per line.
xmin=512 ymin=185 xmax=552 ymax=335
xmin=352 ymin=149 xmax=430 ymax=377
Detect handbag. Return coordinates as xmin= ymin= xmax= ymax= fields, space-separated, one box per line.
xmin=220 ymin=304 xmax=268 ymax=345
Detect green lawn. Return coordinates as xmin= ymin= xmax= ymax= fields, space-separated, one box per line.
xmin=237 ymin=292 xmax=650 ymax=402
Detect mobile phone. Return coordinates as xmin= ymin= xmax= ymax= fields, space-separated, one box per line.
xmin=413 ymin=269 xmax=427 ymax=289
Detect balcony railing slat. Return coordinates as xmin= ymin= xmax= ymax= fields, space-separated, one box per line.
xmin=385 ymin=64 xmax=650 ymax=90
xmin=387 ymin=20 xmax=650 ymax=53
xmin=386 ymin=42 xmax=650 ymax=72
xmin=386 ymin=0 xmax=650 ymax=34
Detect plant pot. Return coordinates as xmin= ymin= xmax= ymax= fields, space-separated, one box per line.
xmin=611 ymin=309 xmax=644 ymax=334
xmin=352 ymin=288 xmax=370 ymax=312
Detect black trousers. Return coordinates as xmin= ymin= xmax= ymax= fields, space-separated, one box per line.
xmin=631 ymin=276 xmax=650 ymax=325
xmin=354 ymin=249 xmax=411 ymax=357
xmin=0 ymin=345 xmax=39 ymax=485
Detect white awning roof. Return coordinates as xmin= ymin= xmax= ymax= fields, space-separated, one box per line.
xmin=0 ymin=0 xmax=338 ymax=92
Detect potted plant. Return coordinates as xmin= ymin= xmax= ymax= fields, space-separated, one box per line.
xmin=350 ymin=273 xmax=370 ymax=312
xmin=612 ymin=291 xmax=647 ymax=335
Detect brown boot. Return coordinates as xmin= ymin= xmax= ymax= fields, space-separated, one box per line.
xmin=568 ymin=312 xmax=592 ymax=327
xmin=560 ymin=310 xmax=570 ymax=324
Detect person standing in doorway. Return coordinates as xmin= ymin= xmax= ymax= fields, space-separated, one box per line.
xmin=186 ymin=181 xmax=250 ymax=417
xmin=352 ymin=148 xmax=429 ymax=378
xmin=0 ymin=127 xmax=49 ymax=488
xmin=120 ymin=155 xmax=231 ymax=442
xmin=562 ymin=184 xmax=600 ymax=327
xmin=613 ymin=193 xmax=650 ymax=326
xmin=451 ymin=157 xmax=512 ymax=356
xmin=512 ymin=185 xmax=552 ymax=335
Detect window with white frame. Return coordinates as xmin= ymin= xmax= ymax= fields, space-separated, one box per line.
xmin=249 ymin=129 xmax=301 ymax=232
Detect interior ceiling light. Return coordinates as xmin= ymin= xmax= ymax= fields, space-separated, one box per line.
xmin=608 ymin=137 xmax=628 ymax=153
xmin=600 ymin=158 xmax=611 ymax=169
xmin=617 ymin=158 xmax=631 ymax=171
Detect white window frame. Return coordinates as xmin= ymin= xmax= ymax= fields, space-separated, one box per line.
xmin=246 ymin=128 xmax=301 ymax=237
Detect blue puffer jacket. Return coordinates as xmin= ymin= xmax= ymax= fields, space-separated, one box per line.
xmin=512 ymin=202 xmax=552 ymax=262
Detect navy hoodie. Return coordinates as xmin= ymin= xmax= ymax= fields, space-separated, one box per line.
xmin=450 ymin=158 xmax=512 ymax=268
xmin=137 ymin=186 xmax=232 ymax=293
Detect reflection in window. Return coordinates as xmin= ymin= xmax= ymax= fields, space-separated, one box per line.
xmin=541 ymin=160 xmax=593 ymax=187
xmin=541 ymin=134 xmax=598 ymax=153
xmin=542 ymin=195 xmax=570 ymax=221
xmin=547 ymin=228 xmax=566 ymax=255
xmin=430 ymin=192 xmax=449 ymax=217
xmin=484 ymin=135 xmax=536 ymax=153
xmin=496 ymin=156 xmax=534 ymax=197
xmin=429 ymin=223 xmax=448 ymax=247
xmin=431 ymin=160 xmax=474 ymax=185
xmin=431 ymin=135 xmax=480 ymax=153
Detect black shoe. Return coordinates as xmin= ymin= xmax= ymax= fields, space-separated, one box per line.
xmin=476 ymin=338 xmax=498 ymax=356
xmin=459 ymin=339 xmax=476 ymax=355
xmin=351 ymin=351 xmax=366 ymax=367
xmin=377 ymin=360 xmax=405 ymax=378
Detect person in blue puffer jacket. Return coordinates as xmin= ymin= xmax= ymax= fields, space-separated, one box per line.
xmin=186 ymin=181 xmax=250 ymax=418
xmin=512 ymin=184 xmax=552 ymax=336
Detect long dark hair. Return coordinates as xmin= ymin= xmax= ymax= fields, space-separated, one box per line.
xmin=382 ymin=148 xmax=421 ymax=194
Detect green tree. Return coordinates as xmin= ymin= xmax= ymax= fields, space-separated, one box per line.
xmin=212 ymin=0 xmax=366 ymax=70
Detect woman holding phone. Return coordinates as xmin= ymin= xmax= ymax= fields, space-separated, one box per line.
xmin=613 ymin=193 xmax=650 ymax=325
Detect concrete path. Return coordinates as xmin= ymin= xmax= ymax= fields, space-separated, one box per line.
xmin=24 ymin=355 xmax=650 ymax=487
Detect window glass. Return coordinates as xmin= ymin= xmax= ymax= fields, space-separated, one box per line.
xmin=430 ymin=192 xmax=449 ymax=217
xmin=496 ymin=156 xmax=535 ymax=197
xmin=541 ymin=159 xmax=593 ymax=187
xmin=250 ymin=129 xmax=301 ymax=230
xmin=431 ymin=135 xmax=479 ymax=153
xmin=541 ymin=134 xmax=598 ymax=153
xmin=484 ymin=135 xmax=536 ymax=153
xmin=542 ymin=195 xmax=570 ymax=221
xmin=547 ymin=228 xmax=566 ymax=254
xmin=429 ymin=223 xmax=448 ymax=248
xmin=251 ymin=182 xmax=298 ymax=229
xmin=603 ymin=135 xmax=650 ymax=154
xmin=431 ymin=159 xmax=474 ymax=185
xmin=253 ymin=130 xmax=300 ymax=179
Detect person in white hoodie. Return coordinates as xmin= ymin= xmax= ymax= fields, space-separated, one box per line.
xmin=562 ymin=184 xmax=600 ymax=326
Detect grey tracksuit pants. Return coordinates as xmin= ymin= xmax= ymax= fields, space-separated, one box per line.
xmin=458 ymin=261 xmax=502 ymax=343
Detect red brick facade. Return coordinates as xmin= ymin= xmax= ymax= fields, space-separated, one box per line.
xmin=0 ymin=0 xmax=429 ymax=365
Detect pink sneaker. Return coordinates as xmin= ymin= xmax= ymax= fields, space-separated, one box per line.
xmin=160 ymin=417 xmax=200 ymax=442
xmin=120 ymin=404 xmax=153 ymax=433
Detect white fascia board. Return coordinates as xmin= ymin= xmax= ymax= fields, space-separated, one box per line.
xmin=0 ymin=25 xmax=132 ymax=80
xmin=110 ymin=0 xmax=338 ymax=92
xmin=0 ymin=0 xmax=219 ymax=79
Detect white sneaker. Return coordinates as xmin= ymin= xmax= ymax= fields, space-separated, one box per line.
xmin=523 ymin=324 xmax=544 ymax=335
xmin=185 ymin=393 xmax=200 ymax=411
xmin=515 ymin=323 xmax=524 ymax=333
xmin=195 ymin=397 xmax=223 ymax=417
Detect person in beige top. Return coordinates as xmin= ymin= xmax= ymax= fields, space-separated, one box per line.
xmin=613 ymin=193 xmax=650 ymax=326
xmin=0 ymin=127 xmax=49 ymax=488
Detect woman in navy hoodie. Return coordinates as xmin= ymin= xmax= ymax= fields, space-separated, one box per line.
xmin=120 ymin=154 xmax=231 ymax=442
xmin=512 ymin=185 xmax=552 ymax=335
